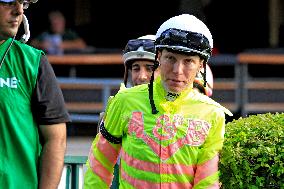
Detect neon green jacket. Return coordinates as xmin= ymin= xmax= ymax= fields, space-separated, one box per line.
xmin=84 ymin=76 xmax=232 ymax=189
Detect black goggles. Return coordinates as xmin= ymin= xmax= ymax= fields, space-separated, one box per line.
xmin=123 ymin=39 xmax=155 ymax=54
xmin=155 ymin=28 xmax=211 ymax=56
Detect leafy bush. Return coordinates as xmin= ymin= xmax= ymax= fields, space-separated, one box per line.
xmin=219 ymin=112 xmax=284 ymax=189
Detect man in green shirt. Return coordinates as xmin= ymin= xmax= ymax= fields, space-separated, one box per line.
xmin=0 ymin=0 xmax=70 ymax=188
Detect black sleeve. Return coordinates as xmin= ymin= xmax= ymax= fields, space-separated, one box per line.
xmin=31 ymin=54 xmax=71 ymax=125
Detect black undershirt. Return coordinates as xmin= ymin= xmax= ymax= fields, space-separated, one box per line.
xmin=31 ymin=55 xmax=71 ymax=125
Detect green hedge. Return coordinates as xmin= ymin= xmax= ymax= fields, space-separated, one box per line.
xmin=219 ymin=112 xmax=284 ymax=188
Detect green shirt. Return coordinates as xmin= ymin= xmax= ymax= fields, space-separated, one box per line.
xmin=0 ymin=38 xmax=42 ymax=188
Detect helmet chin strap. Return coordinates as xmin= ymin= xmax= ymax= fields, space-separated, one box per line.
xmin=20 ymin=14 xmax=30 ymax=43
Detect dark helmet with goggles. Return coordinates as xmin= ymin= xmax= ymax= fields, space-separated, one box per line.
xmin=122 ymin=35 xmax=156 ymax=87
xmin=123 ymin=35 xmax=156 ymax=66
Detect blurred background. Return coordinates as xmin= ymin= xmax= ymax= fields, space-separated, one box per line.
xmin=24 ymin=0 xmax=284 ymax=53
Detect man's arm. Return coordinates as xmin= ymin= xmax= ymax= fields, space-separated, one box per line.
xmin=193 ymin=111 xmax=226 ymax=189
xmin=38 ymin=123 xmax=66 ymax=189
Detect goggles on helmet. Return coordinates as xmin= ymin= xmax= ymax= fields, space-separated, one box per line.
xmin=123 ymin=39 xmax=155 ymax=54
xmin=0 ymin=0 xmax=37 ymax=9
xmin=155 ymin=28 xmax=212 ymax=59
